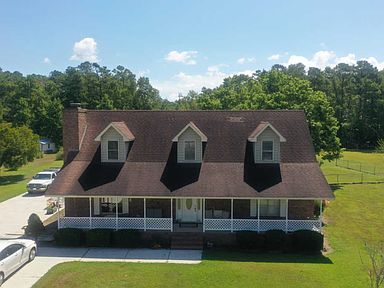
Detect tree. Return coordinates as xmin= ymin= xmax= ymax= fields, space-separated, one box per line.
xmin=197 ymin=71 xmax=341 ymax=160
xmin=0 ymin=123 xmax=40 ymax=170
xmin=361 ymin=242 xmax=384 ymax=288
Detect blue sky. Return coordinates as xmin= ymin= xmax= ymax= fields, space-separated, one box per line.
xmin=1 ymin=0 xmax=383 ymax=100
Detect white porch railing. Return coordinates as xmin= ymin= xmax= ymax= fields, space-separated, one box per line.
xmin=204 ymin=219 xmax=232 ymax=231
xmin=59 ymin=217 xmax=90 ymax=229
xmin=205 ymin=219 xmax=321 ymax=232
xmin=59 ymin=217 xmax=172 ymax=231
xmin=146 ymin=218 xmax=173 ymax=230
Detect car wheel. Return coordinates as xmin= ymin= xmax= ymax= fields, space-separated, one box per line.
xmin=29 ymin=248 xmax=36 ymax=262
xmin=0 ymin=272 xmax=4 ymax=287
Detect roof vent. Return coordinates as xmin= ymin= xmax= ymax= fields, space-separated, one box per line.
xmin=226 ymin=116 xmax=245 ymax=123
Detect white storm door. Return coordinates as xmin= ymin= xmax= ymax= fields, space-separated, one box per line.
xmin=182 ymin=199 xmax=198 ymax=222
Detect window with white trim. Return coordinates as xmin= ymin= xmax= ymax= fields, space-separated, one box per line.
xmin=100 ymin=197 xmax=122 ymax=214
xmin=262 ymin=140 xmax=274 ymax=161
xmin=108 ymin=141 xmax=119 ymax=160
xmin=259 ymin=199 xmax=280 ymax=217
xmin=184 ymin=140 xmax=196 ymax=161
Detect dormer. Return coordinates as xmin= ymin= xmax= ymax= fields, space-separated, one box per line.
xmin=248 ymin=122 xmax=286 ymax=163
xmin=172 ymin=122 xmax=207 ymax=163
xmin=94 ymin=122 xmax=135 ymax=162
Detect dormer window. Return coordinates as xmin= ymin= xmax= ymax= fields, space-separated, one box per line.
xmin=262 ymin=140 xmax=274 ymax=161
xmin=108 ymin=141 xmax=119 ymax=160
xmin=94 ymin=122 xmax=135 ymax=163
xmin=184 ymin=140 xmax=196 ymax=161
xmin=248 ymin=122 xmax=286 ymax=164
xmin=172 ymin=122 xmax=207 ymax=163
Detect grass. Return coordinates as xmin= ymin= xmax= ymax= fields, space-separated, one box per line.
xmin=321 ymin=151 xmax=384 ymax=183
xmin=33 ymin=151 xmax=384 ymax=288
xmin=0 ymin=153 xmax=63 ymax=202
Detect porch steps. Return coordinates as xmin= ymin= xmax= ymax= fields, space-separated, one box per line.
xmin=171 ymin=233 xmax=204 ymax=250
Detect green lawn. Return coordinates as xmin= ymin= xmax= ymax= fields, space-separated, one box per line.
xmin=321 ymin=151 xmax=384 ymax=183
xmin=0 ymin=154 xmax=63 ymax=202
xmin=33 ymin=152 xmax=384 ymax=288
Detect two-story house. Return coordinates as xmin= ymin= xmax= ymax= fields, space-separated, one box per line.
xmin=48 ymin=106 xmax=333 ymax=236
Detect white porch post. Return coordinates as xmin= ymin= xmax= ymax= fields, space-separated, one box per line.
xmin=170 ymin=198 xmax=173 ymax=232
xmin=319 ymin=199 xmax=323 ymax=233
xmin=285 ymin=199 xmax=289 ymax=233
xmin=115 ymin=197 xmax=118 ymax=230
xmin=230 ymin=198 xmax=234 ymax=232
xmin=57 ymin=197 xmax=61 ymax=229
xmin=203 ymin=198 xmax=206 ymax=232
xmin=257 ymin=199 xmax=260 ymax=232
xmin=89 ymin=197 xmax=92 ymax=229
xmin=143 ymin=198 xmax=147 ymax=231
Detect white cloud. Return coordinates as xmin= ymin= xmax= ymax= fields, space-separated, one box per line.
xmin=362 ymin=57 xmax=384 ymax=71
xmin=165 ymin=50 xmax=198 ymax=65
xmin=137 ymin=69 xmax=150 ymax=77
xmin=286 ymin=50 xmax=336 ymax=70
xmin=70 ymin=37 xmax=99 ymax=62
xmin=153 ymin=65 xmax=254 ymax=101
xmin=268 ymin=54 xmax=281 ymax=61
xmin=43 ymin=57 xmax=51 ymax=64
xmin=284 ymin=51 xmax=384 ymax=71
xmin=237 ymin=57 xmax=256 ymax=64
xmin=335 ymin=53 xmax=357 ymax=65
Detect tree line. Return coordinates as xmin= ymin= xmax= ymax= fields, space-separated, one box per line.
xmin=1 ymin=60 xmax=384 ymax=168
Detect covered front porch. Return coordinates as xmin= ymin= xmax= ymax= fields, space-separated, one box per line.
xmin=58 ymin=197 xmax=322 ymax=233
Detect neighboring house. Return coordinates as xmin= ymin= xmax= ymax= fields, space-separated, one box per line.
xmin=47 ymin=107 xmax=333 ymax=235
xmin=40 ymin=139 xmax=56 ymax=153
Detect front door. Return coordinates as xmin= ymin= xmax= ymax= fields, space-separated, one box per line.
xmin=182 ymin=199 xmax=199 ymax=222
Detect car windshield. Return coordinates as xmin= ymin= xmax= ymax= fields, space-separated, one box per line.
xmin=33 ymin=173 xmax=51 ymax=180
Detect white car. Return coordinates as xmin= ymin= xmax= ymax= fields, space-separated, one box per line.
xmin=26 ymin=171 xmax=58 ymax=193
xmin=0 ymin=239 xmax=36 ymax=286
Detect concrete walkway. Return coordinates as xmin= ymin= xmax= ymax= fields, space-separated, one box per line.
xmin=2 ymin=247 xmax=202 ymax=288
xmin=0 ymin=193 xmax=51 ymax=238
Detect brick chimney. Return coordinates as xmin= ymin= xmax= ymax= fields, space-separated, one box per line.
xmin=63 ymin=103 xmax=87 ymax=164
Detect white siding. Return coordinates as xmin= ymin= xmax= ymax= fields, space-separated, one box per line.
xmin=94 ymin=198 xmax=100 ymax=215
xmin=254 ymin=127 xmax=280 ymax=163
xmin=100 ymin=127 xmax=127 ymax=162
xmin=279 ymin=200 xmax=287 ymax=218
xmin=250 ymin=199 xmax=258 ymax=217
xmin=177 ymin=127 xmax=203 ymax=163
xmin=122 ymin=198 xmax=129 ymax=214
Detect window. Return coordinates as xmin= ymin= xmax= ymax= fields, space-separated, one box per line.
xmin=262 ymin=140 xmax=274 ymax=161
xmin=184 ymin=140 xmax=196 ymax=161
xmin=108 ymin=141 xmax=119 ymax=160
xmin=259 ymin=200 xmax=280 ymax=217
xmin=100 ymin=197 xmax=122 ymax=214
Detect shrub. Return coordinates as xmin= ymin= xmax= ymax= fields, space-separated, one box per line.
xmin=264 ymin=229 xmax=286 ymax=251
xmin=292 ymin=230 xmax=323 ymax=253
xmin=54 ymin=228 xmax=84 ymax=246
xmin=282 ymin=232 xmax=294 ymax=253
xmin=24 ymin=213 xmax=45 ymax=237
xmin=55 ymin=148 xmax=64 ymax=160
xmin=113 ymin=229 xmax=141 ymax=247
xmin=147 ymin=234 xmax=171 ymax=249
xmin=236 ymin=231 xmax=264 ymax=250
xmin=86 ymin=229 xmax=113 ymax=247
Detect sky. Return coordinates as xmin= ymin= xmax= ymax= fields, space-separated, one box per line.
xmin=1 ymin=0 xmax=384 ymax=100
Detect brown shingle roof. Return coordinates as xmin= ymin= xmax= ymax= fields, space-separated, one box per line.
xmin=47 ymin=110 xmax=333 ymax=199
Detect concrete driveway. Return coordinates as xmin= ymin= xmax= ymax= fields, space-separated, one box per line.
xmin=2 ymin=247 xmax=202 ymax=288
xmin=0 ymin=192 xmax=51 ymax=238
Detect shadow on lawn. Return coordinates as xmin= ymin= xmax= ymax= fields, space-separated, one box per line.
xmin=203 ymin=250 xmax=333 ymax=264
xmin=0 ymin=174 xmax=25 ymax=185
